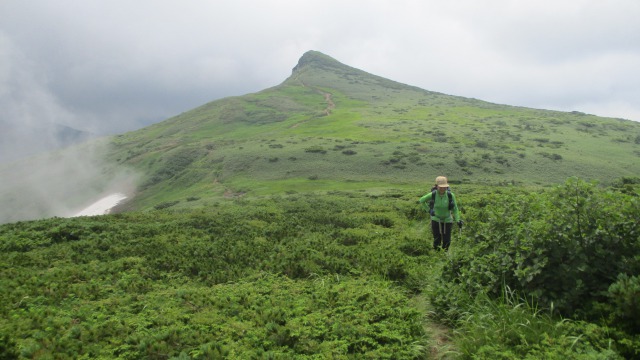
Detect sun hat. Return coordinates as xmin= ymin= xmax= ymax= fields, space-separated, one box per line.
xmin=435 ymin=176 xmax=449 ymax=188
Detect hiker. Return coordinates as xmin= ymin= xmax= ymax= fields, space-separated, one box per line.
xmin=418 ymin=176 xmax=463 ymax=251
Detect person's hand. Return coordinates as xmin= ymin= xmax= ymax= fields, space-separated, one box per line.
xmin=457 ymin=220 xmax=464 ymax=229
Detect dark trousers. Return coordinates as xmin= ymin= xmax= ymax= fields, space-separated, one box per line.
xmin=432 ymin=220 xmax=453 ymax=251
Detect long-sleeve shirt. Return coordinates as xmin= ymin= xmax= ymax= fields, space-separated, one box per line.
xmin=418 ymin=190 xmax=460 ymax=223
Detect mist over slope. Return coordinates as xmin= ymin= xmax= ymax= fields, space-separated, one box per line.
xmin=0 ymin=139 xmax=138 ymax=224
xmin=0 ymin=121 xmax=95 ymax=164
xmin=1 ymin=50 xmax=639 ymax=223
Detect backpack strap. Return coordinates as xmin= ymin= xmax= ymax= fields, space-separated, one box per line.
xmin=429 ymin=189 xmax=436 ymax=212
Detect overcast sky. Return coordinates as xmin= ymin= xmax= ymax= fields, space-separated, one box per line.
xmin=2 ymin=0 xmax=639 ymax=141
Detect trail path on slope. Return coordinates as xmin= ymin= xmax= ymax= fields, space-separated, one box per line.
xmin=289 ymin=80 xmax=335 ymax=128
xmin=322 ymin=92 xmax=335 ymax=115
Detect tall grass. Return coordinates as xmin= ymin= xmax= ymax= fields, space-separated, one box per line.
xmin=451 ymin=286 xmax=622 ymax=359
xmin=453 ymin=286 xmax=555 ymax=355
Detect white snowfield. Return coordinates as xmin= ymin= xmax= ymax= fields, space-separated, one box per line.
xmin=73 ymin=193 xmax=127 ymax=217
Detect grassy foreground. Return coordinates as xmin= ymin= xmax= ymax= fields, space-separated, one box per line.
xmin=1 ymin=178 xmax=638 ymax=359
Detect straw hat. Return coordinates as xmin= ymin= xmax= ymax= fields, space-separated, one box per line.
xmin=435 ymin=176 xmax=449 ymax=188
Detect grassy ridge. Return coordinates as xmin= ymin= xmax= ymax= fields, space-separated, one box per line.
xmin=103 ymin=51 xmax=640 ymax=212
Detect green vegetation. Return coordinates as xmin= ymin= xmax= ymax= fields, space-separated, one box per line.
xmin=1 ymin=179 xmax=639 ymax=358
xmin=430 ymin=178 xmax=640 ymax=359
xmin=1 ymin=51 xmax=639 ymax=223
xmin=1 ymin=51 xmax=639 ymax=358
xmin=94 ymin=51 xmax=640 ymax=214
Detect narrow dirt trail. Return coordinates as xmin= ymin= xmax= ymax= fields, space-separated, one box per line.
xmin=322 ymin=92 xmax=335 ymax=115
xmin=289 ymin=80 xmax=335 ymax=128
xmin=412 ymin=293 xmax=456 ymax=358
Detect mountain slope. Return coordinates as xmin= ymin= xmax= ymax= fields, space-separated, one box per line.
xmin=0 ymin=50 xmax=638 ymax=222
xmin=106 ymin=50 xmax=639 ymax=211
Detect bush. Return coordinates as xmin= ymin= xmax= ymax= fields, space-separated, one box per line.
xmin=475 ymin=140 xmax=488 ymax=148
xmin=605 ymin=274 xmax=640 ymax=334
xmin=430 ymin=178 xmax=640 ymax=346
xmin=451 ymin=289 xmax=623 ymax=359
xmin=304 ymin=146 xmax=327 ymax=154
xmin=0 ymin=334 xmax=18 ymax=360
xmin=154 ymin=200 xmax=180 ymax=210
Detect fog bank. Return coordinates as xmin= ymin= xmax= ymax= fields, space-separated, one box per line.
xmin=0 ymin=139 xmax=138 ymax=224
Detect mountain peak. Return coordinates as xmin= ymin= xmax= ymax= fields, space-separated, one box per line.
xmin=286 ymin=50 xmax=426 ymax=96
xmin=291 ymin=50 xmax=347 ymax=73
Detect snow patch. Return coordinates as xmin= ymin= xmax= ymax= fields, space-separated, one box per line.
xmin=73 ymin=193 xmax=127 ymax=217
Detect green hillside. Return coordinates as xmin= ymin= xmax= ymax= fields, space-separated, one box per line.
xmin=0 ymin=50 xmax=638 ymax=219
xmin=104 ymin=51 xmax=640 ymax=211
xmin=1 ymin=51 xmax=639 ymax=358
